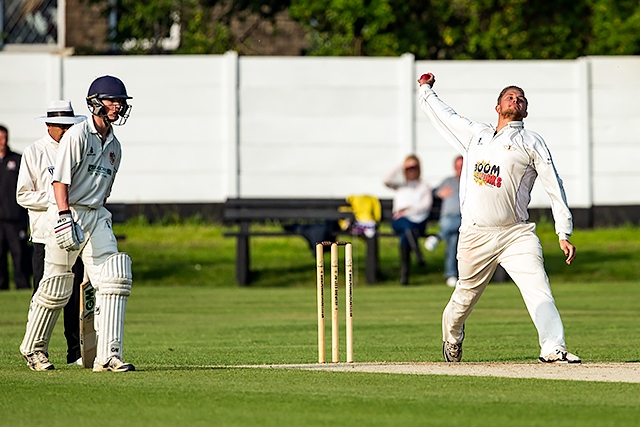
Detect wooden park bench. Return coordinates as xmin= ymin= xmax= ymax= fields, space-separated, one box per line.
xmin=222 ymin=197 xmax=442 ymax=286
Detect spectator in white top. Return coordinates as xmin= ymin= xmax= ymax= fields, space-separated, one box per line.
xmin=383 ymin=154 xmax=433 ymax=285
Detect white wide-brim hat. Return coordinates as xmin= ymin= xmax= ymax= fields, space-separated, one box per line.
xmin=35 ymin=100 xmax=86 ymax=124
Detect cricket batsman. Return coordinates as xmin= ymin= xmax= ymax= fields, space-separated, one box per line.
xmin=417 ymin=72 xmax=581 ymax=364
xmin=20 ymin=75 xmax=135 ymax=372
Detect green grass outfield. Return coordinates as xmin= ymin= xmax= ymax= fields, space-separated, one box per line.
xmin=0 ymin=221 xmax=639 ymax=426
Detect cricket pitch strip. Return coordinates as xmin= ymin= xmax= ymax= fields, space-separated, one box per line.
xmin=241 ymin=362 xmax=640 ymax=383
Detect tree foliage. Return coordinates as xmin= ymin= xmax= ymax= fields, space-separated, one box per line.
xmin=587 ymin=0 xmax=640 ymax=55
xmin=454 ymin=0 xmax=592 ymax=59
xmin=288 ymin=0 xmax=398 ymax=56
xmin=290 ymin=0 xmax=596 ymax=58
xmin=84 ymin=0 xmax=289 ymax=54
xmin=85 ymin=0 xmax=640 ymax=58
xmin=290 ymin=0 xmax=640 ymax=58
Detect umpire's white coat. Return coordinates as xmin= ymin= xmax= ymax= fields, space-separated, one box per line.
xmin=419 ymin=84 xmax=574 ymax=357
xmin=16 ymin=134 xmax=59 ymax=244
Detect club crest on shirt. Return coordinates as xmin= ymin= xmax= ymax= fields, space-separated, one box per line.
xmin=503 ymin=141 xmax=516 ymax=151
xmin=109 ymin=152 xmax=115 ymax=165
xmin=47 ymin=166 xmax=54 ymax=175
xmin=474 ymin=161 xmax=502 ymax=188
xmin=6 ymin=160 xmax=17 ymax=171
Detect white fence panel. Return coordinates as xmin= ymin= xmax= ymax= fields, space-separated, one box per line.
xmin=589 ymin=56 xmax=640 ymax=205
xmin=0 ymin=53 xmax=61 ymax=151
xmin=1 ymin=52 xmax=639 ymax=209
xmin=62 ymin=54 xmax=235 ymax=203
xmin=238 ymin=56 xmax=410 ymax=198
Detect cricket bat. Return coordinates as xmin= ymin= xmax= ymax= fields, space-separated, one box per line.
xmin=79 ymin=280 xmax=97 ymax=369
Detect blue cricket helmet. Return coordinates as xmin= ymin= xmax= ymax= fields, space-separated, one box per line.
xmin=86 ymin=75 xmax=133 ymax=125
xmin=86 ymin=75 xmax=132 ymax=101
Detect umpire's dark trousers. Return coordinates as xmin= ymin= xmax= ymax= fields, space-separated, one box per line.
xmin=32 ymin=242 xmax=85 ymax=364
xmin=0 ymin=221 xmax=31 ymax=290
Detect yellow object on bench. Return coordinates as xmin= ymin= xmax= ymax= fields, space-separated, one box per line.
xmin=339 ymin=195 xmax=382 ymax=237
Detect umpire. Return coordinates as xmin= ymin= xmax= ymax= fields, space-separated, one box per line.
xmin=0 ymin=124 xmax=31 ymax=290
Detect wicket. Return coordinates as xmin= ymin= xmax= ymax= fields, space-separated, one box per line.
xmin=316 ymin=241 xmax=353 ymax=364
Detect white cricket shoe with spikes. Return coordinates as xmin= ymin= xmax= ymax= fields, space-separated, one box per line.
xmin=443 ymin=341 xmax=463 ymax=362
xmin=538 ymin=349 xmax=582 ymax=364
xmin=93 ymin=356 xmax=135 ymax=372
xmin=424 ymin=235 xmax=440 ymax=252
xmin=25 ymin=351 xmax=55 ymax=371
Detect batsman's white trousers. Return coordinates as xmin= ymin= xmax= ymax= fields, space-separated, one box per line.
xmin=442 ymin=221 xmax=567 ymax=357
xmin=43 ymin=205 xmax=118 ymax=280
xmin=20 ymin=205 xmax=120 ymax=357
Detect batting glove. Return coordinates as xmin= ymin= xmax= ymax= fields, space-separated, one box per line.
xmin=54 ymin=210 xmax=85 ymax=252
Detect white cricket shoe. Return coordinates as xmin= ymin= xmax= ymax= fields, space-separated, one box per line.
xmin=68 ymin=357 xmax=83 ymax=366
xmin=443 ymin=341 xmax=463 ymax=362
xmin=446 ymin=277 xmax=457 ymax=287
xmin=538 ymin=349 xmax=582 ymax=364
xmin=424 ymin=235 xmax=439 ymax=252
xmin=25 ymin=351 xmax=55 ymax=371
xmin=93 ymin=356 xmax=136 ymax=372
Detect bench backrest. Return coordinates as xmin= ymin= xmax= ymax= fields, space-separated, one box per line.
xmin=223 ymin=198 xmax=350 ymax=222
xmin=223 ymin=196 xmax=441 ymax=224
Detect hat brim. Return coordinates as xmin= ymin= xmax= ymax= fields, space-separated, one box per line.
xmin=35 ymin=115 xmax=86 ymax=124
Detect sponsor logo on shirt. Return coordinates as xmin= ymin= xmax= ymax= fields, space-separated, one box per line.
xmin=88 ymin=146 xmax=96 ymax=156
xmin=87 ymin=164 xmax=112 ymax=177
xmin=474 ymin=161 xmax=502 ymax=188
xmin=47 ymin=166 xmax=55 ymax=175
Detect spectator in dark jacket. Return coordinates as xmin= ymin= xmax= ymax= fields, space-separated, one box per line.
xmin=0 ymin=124 xmax=31 ymax=290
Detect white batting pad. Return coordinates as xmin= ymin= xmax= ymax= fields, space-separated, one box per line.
xmin=20 ymin=273 xmax=75 ymax=355
xmin=99 ymin=252 xmax=132 ymax=295
xmin=95 ymin=253 xmax=132 ymax=364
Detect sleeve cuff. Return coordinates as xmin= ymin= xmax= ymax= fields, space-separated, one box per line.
xmin=418 ymin=84 xmax=432 ymax=94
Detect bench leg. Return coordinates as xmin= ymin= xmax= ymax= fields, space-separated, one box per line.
xmin=365 ymin=235 xmax=378 ymax=284
xmin=236 ymin=224 xmax=250 ymax=286
xmin=404 ymin=229 xmax=425 ymax=266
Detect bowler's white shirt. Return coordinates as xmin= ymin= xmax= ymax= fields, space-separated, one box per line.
xmin=418 ymin=84 xmax=572 ymax=240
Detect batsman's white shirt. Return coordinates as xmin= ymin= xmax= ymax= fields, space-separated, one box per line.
xmin=53 ymin=119 xmax=121 ymax=208
xmin=45 ymin=118 xmax=121 ymax=274
xmin=418 ymin=84 xmax=572 ymax=240
xmin=22 ymin=118 xmax=129 ymax=365
xmin=16 ymin=134 xmax=59 ymax=244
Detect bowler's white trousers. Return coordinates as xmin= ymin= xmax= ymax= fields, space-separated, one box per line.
xmin=442 ymin=221 xmax=566 ymax=357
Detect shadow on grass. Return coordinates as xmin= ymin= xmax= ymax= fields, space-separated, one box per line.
xmin=250 ymin=264 xmax=316 ymax=287
xmin=544 ymin=249 xmax=637 ymax=281
xmin=142 ymin=365 xmax=237 ymax=372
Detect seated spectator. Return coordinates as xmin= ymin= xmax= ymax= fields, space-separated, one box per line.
xmin=424 ymin=155 xmax=463 ymax=287
xmin=383 ymin=154 xmax=433 ymax=285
